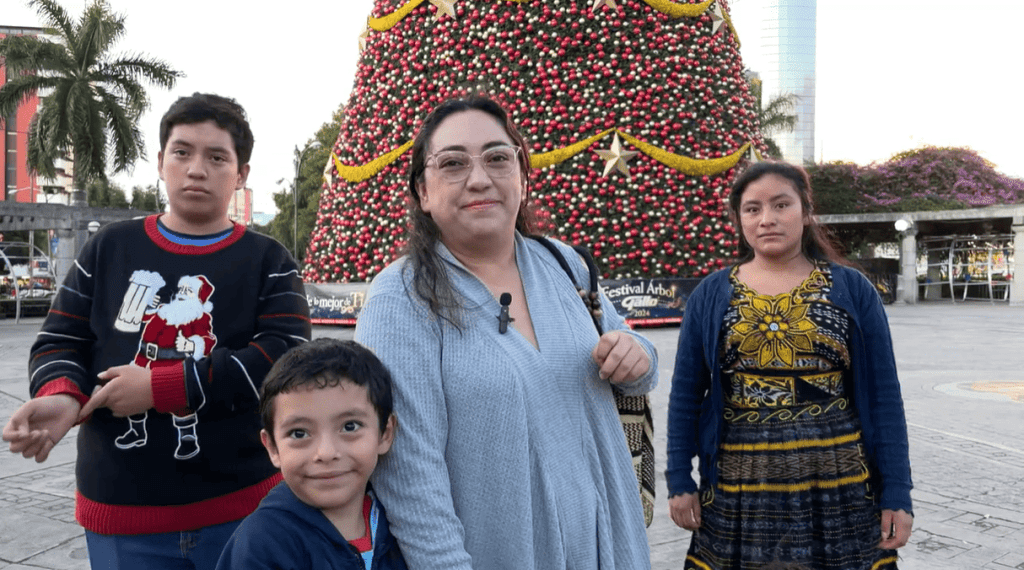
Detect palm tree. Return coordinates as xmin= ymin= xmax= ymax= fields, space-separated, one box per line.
xmin=0 ymin=0 xmax=182 ymax=205
xmin=749 ymin=76 xmax=798 ymax=159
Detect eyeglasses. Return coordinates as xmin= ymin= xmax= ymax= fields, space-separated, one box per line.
xmin=425 ymin=146 xmax=522 ymax=183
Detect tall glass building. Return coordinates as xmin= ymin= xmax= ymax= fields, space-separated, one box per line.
xmin=759 ymin=0 xmax=815 ymax=164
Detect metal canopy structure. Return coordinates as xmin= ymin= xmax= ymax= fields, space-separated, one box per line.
xmin=818 ymin=204 xmax=1024 ymax=305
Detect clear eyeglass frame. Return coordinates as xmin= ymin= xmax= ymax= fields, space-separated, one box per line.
xmin=425 ymin=146 xmax=522 ymax=183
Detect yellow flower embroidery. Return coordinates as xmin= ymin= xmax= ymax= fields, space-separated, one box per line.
xmin=732 ymin=295 xmax=816 ymax=367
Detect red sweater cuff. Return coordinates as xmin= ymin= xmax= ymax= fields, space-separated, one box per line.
xmin=151 ymin=364 xmax=188 ymax=413
xmin=36 ymin=378 xmax=89 ymax=409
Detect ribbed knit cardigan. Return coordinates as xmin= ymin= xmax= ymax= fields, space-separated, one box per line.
xmin=355 ymin=233 xmax=657 ymax=570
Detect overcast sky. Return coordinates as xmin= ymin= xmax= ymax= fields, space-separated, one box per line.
xmin=5 ymin=0 xmax=1022 ymax=214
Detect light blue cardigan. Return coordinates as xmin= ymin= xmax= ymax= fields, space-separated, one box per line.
xmin=355 ymin=233 xmax=657 ymax=570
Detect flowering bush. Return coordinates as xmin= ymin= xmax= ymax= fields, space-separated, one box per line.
xmin=809 ymin=147 xmax=1024 ymax=215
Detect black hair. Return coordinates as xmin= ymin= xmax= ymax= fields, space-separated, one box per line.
xmin=259 ymin=339 xmax=394 ymax=442
xmin=159 ymin=92 xmax=254 ymax=169
xmin=727 ymin=160 xmax=847 ymax=265
xmin=404 ymin=95 xmax=536 ymax=328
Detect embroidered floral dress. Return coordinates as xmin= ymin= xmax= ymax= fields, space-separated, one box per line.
xmin=684 ymin=264 xmax=899 ymax=570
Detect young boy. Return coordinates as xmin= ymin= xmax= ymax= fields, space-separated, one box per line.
xmin=216 ymin=338 xmax=407 ymax=570
xmin=2 ymin=93 xmax=311 ymax=569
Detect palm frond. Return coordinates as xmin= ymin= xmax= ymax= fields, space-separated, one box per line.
xmin=15 ymin=0 xmax=181 ymax=190
xmin=27 ymin=0 xmax=77 ymax=46
xmin=0 ymin=34 xmax=75 ymax=76
xmin=760 ymin=93 xmax=799 ymax=135
xmin=93 ymin=84 xmax=143 ymax=174
xmin=75 ymin=2 xmax=125 ymax=72
xmin=98 ymin=56 xmax=183 ymax=89
xmin=26 ymin=105 xmax=67 ymax=178
xmin=0 ymin=73 xmax=56 ymax=118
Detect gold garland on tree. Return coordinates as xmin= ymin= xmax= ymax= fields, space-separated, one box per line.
xmin=342 ymin=0 xmax=748 ymax=183
xmin=366 ymin=0 xmax=738 ymax=44
xmin=332 ymin=130 xmax=752 ymax=183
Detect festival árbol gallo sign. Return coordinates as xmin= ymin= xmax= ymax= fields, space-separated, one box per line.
xmin=306 ymin=278 xmax=701 ymax=326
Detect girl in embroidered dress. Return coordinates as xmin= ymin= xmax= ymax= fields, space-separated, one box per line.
xmin=666 ymin=161 xmax=913 ymax=569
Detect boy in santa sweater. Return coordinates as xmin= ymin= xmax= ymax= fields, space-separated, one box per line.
xmin=3 ymin=93 xmax=311 ymax=569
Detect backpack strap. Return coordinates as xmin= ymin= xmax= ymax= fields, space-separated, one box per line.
xmin=527 ymin=235 xmax=604 ymax=335
xmin=527 ymin=234 xmax=656 ymax=526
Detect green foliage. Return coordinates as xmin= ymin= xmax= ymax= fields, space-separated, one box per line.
xmin=0 ymin=0 xmax=182 ymax=197
xmin=86 ymin=178 xmax=129 ymax=208
xmin=267 ymin=104 xmax=344 ymax=262
xmin=749 ymin=76 xmax=798 ymax=159
xmin=0 ymin=230 xmax=50 ymax=256
xmin=130 ymin=184 xmax=163 ymax=212
xmin=807 ymin=161 xmax=869 ymax=216
xmin=806 ymin=147 xmax=1024 ymax=216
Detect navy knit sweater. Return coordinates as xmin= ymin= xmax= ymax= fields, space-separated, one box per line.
xmin=30 ymin=215 xmax=311 ymax=534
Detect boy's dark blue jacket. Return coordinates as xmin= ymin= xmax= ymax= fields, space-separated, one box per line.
xmin=217 ymin=482 xmax=408 ymax=570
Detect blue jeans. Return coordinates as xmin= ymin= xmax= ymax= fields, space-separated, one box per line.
xmin=84 ymin=519 xmax=241 ymax=570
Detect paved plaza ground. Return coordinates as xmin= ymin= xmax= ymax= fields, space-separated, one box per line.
xmin=1 ymin=302 xmax=1023 ymax=569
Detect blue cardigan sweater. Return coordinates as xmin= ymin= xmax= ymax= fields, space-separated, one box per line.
xmin=665 ymin=263 xmax=913 ymax=514
xmin=356 ymin=233 xmax=657 ymax=570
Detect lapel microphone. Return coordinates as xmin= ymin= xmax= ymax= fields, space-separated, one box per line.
xmin=497 ymin=293 xmax=514 ymax=334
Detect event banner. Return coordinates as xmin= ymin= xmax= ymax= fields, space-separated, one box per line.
xmin=307 ymin=278 xmax=702 ymax=326
xmin=305 ymin=282 xmax=369 ymax=325
xmin=599 ymin=278 xmax=701 ymax=326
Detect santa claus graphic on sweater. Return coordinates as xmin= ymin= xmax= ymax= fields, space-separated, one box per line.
xmin=115 ymin=274 xmax=217 ymax=460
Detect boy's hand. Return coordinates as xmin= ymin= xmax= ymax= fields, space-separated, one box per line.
xmin=591 ymin=330 xmax=651 ymax=385
xmin=2 ymin=395 xmax=81 ymax=463
xmin=79 ymin=365 xmax=154 ymax=420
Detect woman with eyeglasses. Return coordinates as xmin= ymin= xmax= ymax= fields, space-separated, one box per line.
xmin=355 ymin=95 xmax=658 ymax=569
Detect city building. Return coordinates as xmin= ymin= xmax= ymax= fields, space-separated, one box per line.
xmin=1 ymin=24 xmax=73 ymax=204
xmin=251 ymin=211 xmax=276 ymax=227
xmin=757 ymin=0 xmax=816 ymax=164
xmin=228 ymin=186 xmax=253 ymax=225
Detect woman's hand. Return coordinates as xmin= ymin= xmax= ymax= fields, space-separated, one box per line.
xmin=591 ymin=330 xmax=651 ymax=385
xmin=668 ymin=493 xmax=702 ymax=530
xmin=879 ymin=509 xmax=913 ymax=549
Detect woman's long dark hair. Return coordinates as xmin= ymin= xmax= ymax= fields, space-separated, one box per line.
xmin=404 ymin=95 xmax=536 ymax=328
xmin=727 ymin=161 xmax=848 ymax=266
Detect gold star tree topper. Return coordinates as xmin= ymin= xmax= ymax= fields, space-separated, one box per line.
xmin=595 ymin=133 xmax=639 ymax=180
xmin=430 ymin=0 xmax=457 ymax=21
xmin=358 ymin=23 xmax=371 ymax=52
xmin=709 ymin=2 xmax=726 ymax=35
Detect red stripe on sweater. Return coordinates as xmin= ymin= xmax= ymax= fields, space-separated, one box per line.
xmin=258 ymin=313 xmax=311 ymax=321
xmin=76 ymin=473 xmax=282 ymax=534
xmin=32 ymin=348 xmax=77 ymax=362
xmin=249 ymin=342 xmax=273 ymax=364
xmin=150 ymin=362 xmax=188 ymax=413
xmin=36 ymin=378 xmax=89 ymax=408
xmin=144 ymin=215 xmax=246 ymax=255
xmin=48 ymin=309 xmax=90 ymax=322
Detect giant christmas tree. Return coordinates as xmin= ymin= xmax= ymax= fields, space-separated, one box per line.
xmin=304 ymin=0 xmax=766 ymax=283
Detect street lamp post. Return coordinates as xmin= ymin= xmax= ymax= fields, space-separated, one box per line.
xmin=5 ymin=185 xmax=37 ymax=202
xmin=293 ymin=141 xmax=322 ymax=259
